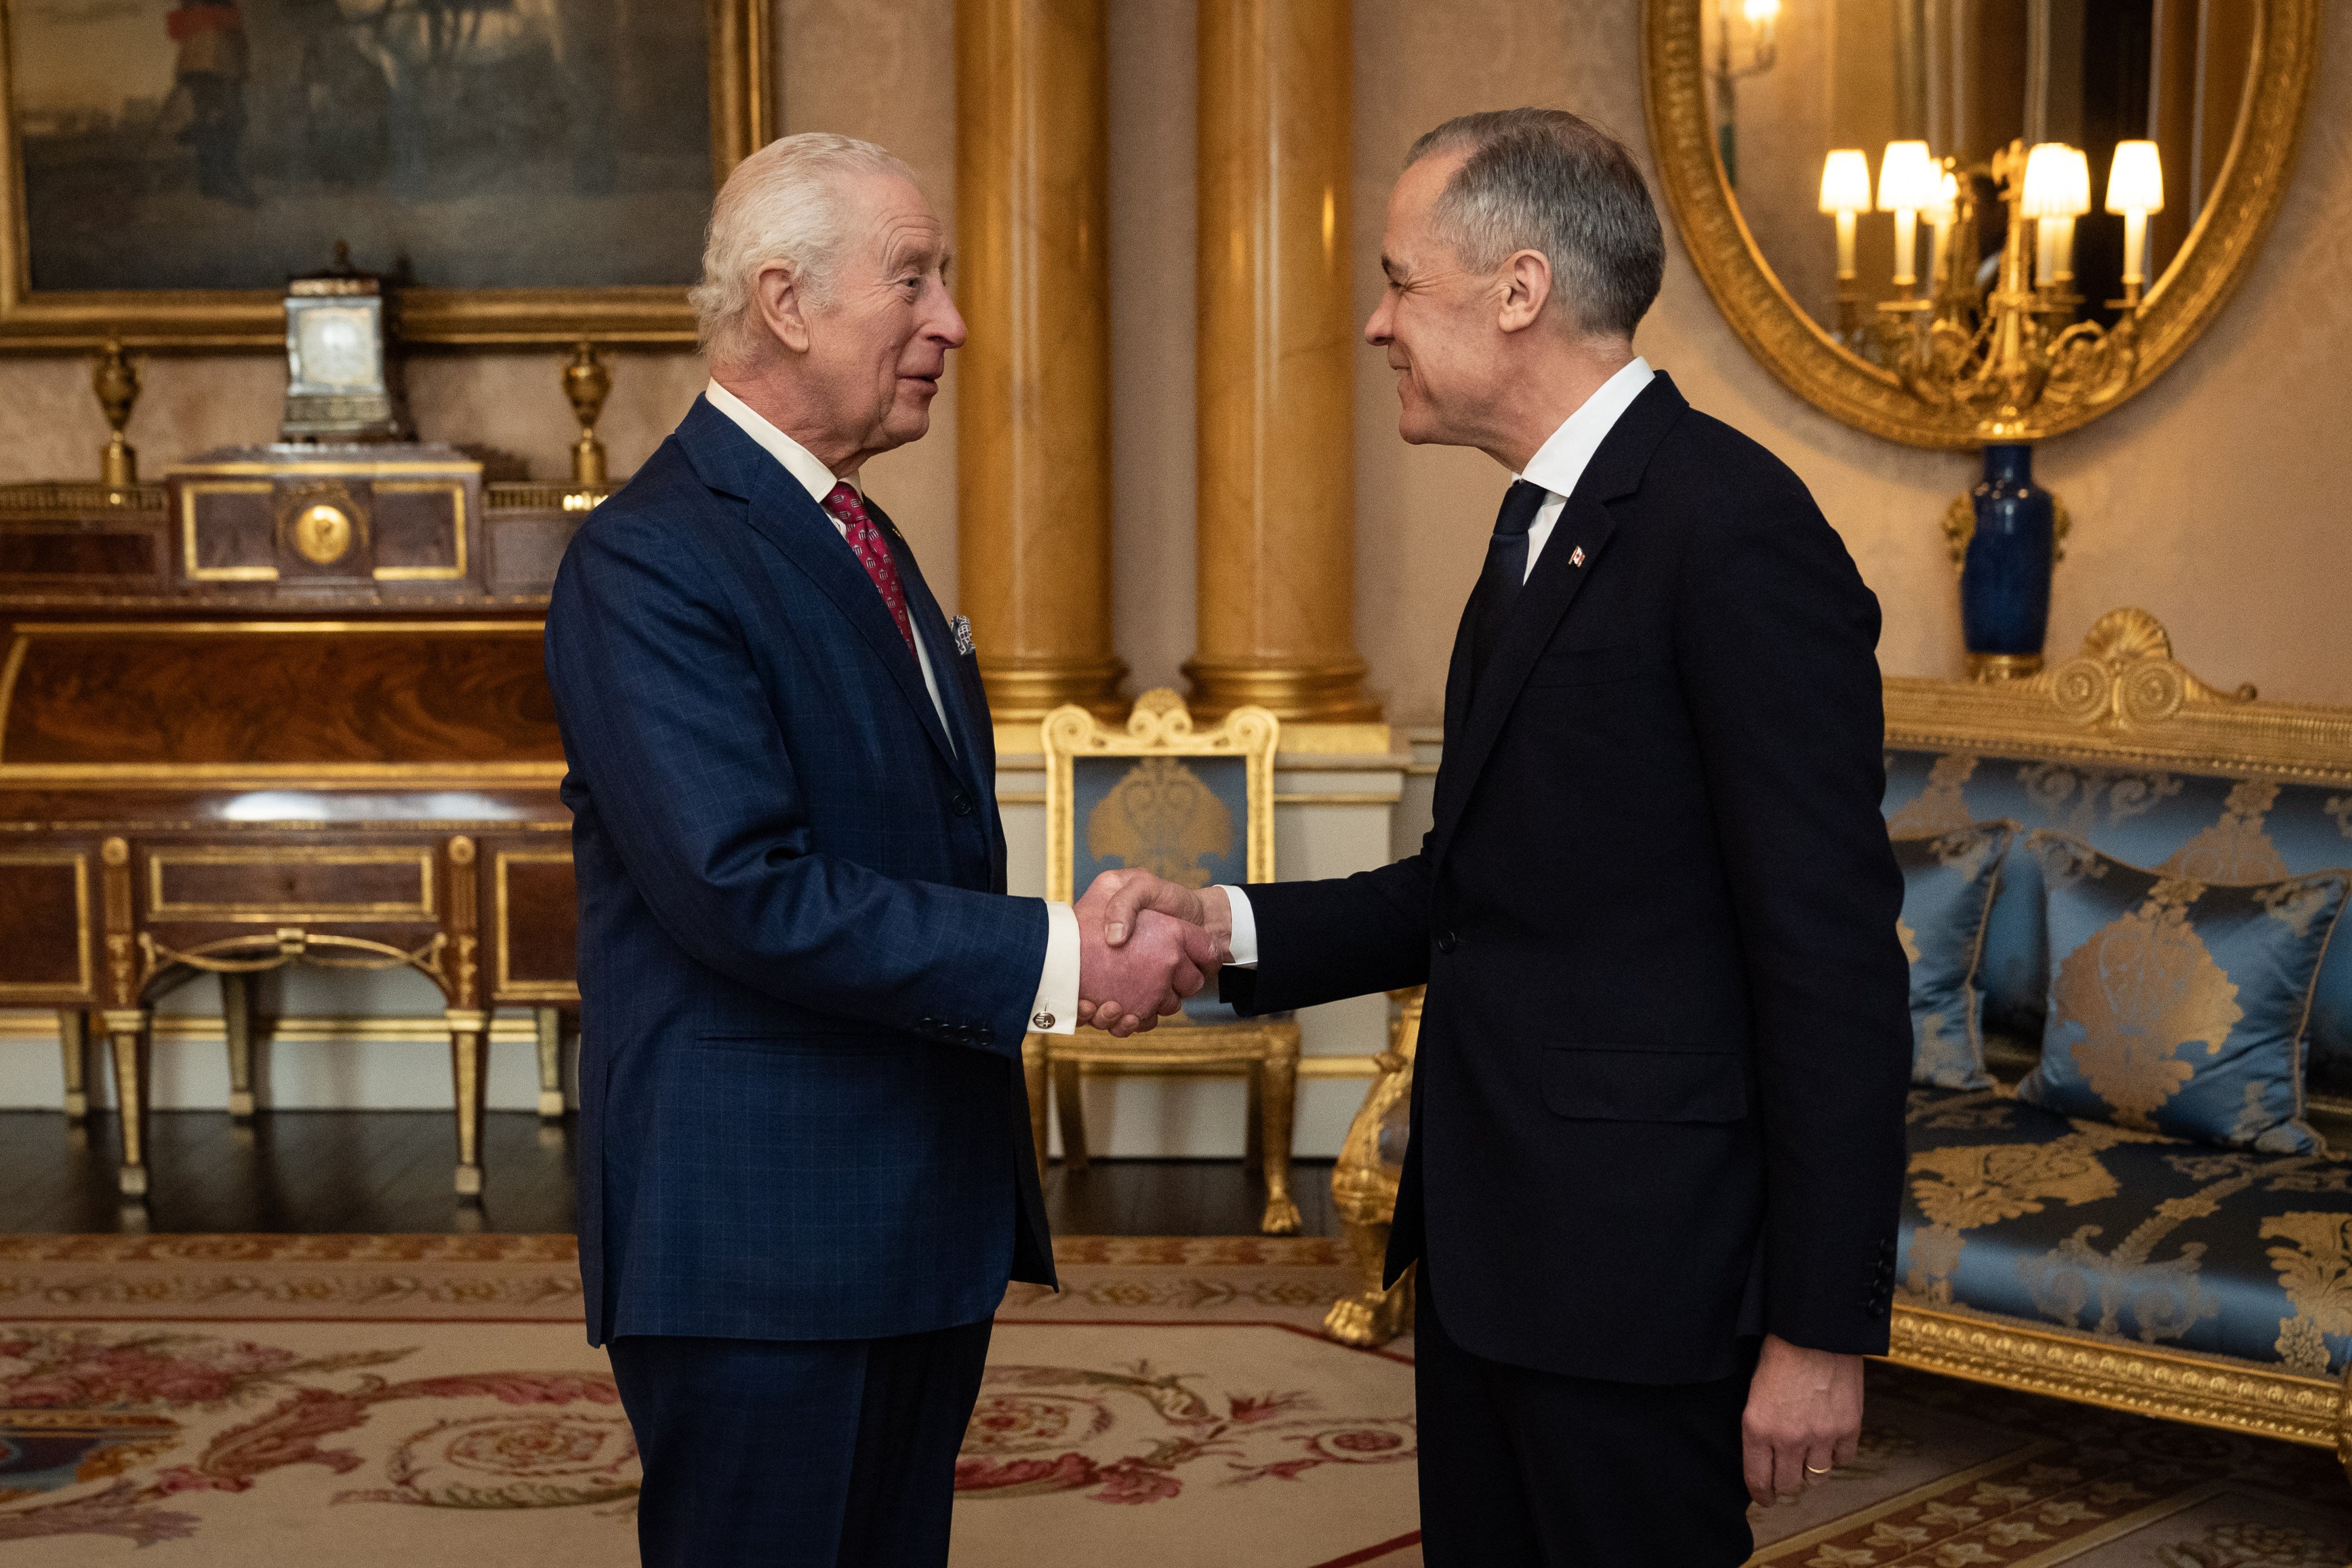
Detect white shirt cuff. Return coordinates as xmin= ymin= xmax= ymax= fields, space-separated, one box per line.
xmin=1030 ymin=901 xmax=1080 ymax=1033
xmin=1217 ymin=885 xmax=1260 ymax=969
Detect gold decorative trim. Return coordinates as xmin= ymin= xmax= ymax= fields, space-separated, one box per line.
xmin=1273 ymin=791 xmax=1400 ymax=806
xmin=493 ymin=848 xmax=580 ymax=1003
xmin=1887 ymin=1300 xmax=2339 ymax=1451
xmin=1641 ymin=0 xmax=2319 ymax=448
xmin=145 ymin=845 xmax=436 ymax=924
xmin=0 ymin=0 xmax=773 ymax=349
xmin=369 ymin=480 xmax=470 ymax=582
xmin=0 ymin=848 xmax=88 ymax=997
xmin=1039 ymin=688 xmax=1279 ymax=902
xmin=485 ymin=482 xmax=615 ymax=513
xmin=1886 ymin=608 xmax=2352 ymax=786
xmin=0 ymin=481 xmax=167 ymax=516
xmin=5 ymin=620 xmax=539 ymax=636
xmin=179 ymin=480 xmax=277 ymax=581
xmin=0 ymin=1009 xmax=550 ymax=1047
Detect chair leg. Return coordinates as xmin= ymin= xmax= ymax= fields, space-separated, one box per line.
xmin=447 ymin=1010 xmax=487 ymax=1197
xmin=1053 ymin=1060 xmax=1089 ymax=1171
xmin=1257 ymin=1034 xmax=1301 ymax=1235
xmin=1244 ymin=1063 xmax=1264 ymax=1171
xmin=101 ymin=1009 xmax=152 ymax=1200
xmin=1021 ymin=1037 xmax=1050 ymax=1181
xmin=534 ymin=1007 xmax=569 ymax=1121
xmin=57 ymin=1010 xmax=89 ymax=1121
xmin=221 ymin=971 xmax=258 ymax=1121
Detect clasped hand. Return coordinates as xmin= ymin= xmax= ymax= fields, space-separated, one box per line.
xmin=1073 ymin=870 xmax=1233 ymax=1036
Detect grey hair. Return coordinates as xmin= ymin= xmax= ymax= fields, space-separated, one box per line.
xmin=689 ymin=132 xmax=917 ymax=368
xmin=1405 ymin=109 xmax=1664 ymax=339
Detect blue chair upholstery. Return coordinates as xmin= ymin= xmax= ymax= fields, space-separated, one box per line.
xmin=1886 ymin=750 xmax=2352 ymax=1096
xmin=1901 ymin=1084 xmax=2352 ymax=1376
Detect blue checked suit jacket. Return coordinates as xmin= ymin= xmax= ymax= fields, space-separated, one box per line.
xmin=546 ymin=395 xmax=1057 ymax=1347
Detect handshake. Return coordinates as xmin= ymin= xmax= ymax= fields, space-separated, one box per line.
xmin=1071 ymin=870 xmax=1234 ymax=1036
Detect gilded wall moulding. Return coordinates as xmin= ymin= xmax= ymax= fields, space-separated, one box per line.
xmin=1640 ymin=0 xmax=2318 ymax=449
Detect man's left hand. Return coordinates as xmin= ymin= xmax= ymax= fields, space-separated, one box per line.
xmin=1741 ymin=1334 xmax=1863 ymax=1507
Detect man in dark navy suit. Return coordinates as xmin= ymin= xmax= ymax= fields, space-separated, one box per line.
xmin=544 ymin=133 xmax=1216 ymax=1568
xmin=1095 ymin=110 xmax=1912 ymax=1565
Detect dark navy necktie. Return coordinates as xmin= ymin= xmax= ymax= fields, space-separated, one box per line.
xmin=1471 ymin=479 xmax=1551 ymax=688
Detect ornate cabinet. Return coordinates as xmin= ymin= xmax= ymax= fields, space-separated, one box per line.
xmin=0 ymin=458 xmax=596 ymax=1201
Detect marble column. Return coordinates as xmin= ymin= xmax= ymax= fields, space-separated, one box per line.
xmin=1185 ymin=0 xmax=1377 ymax=721
xmin=955 ymin=0 xmax=1126 ymax=723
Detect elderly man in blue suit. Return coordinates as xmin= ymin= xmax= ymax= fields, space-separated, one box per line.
xmin=544 ymin=133 xmax=1216 ymax=1568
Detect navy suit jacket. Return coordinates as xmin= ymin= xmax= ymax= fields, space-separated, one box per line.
xmin=546 ymin=396 xmax=1056 ymax=1347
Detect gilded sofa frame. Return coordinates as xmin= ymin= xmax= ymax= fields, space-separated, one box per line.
xmin=1325 ymin=609 xmax=2352 ymax=1480
xmin=1023 ymin=687 xmax=1305 ymax=1233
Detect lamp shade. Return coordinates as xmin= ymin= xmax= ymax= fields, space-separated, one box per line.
xmin=1877 ymin=140 xmax=1934 ymax=211
xmin=2021 ymin=142 xmax=2091 ymax=218
xmin=1818 ymin=149 xmax=1873 ymax=214
xmin=1926 ymin=168 xmax=1959 ymax=219
xmin=1741 ymin=0 xmax=1782 ymax=23
xmin=2106 ymin=139 xmax=2165 ymax=214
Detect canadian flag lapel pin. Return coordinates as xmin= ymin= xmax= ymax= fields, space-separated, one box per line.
xmin=1569 ymin=545 xmax=1586 ymax=568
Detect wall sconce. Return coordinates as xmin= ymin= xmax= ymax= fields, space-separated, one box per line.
xmin=1710 ymin=0 xmax=1781 ymax=186
xmin=1875 ymin=140 xmax=1936 ymax=296
xmin=1817 ymin=148 xmax=1872 ymax=340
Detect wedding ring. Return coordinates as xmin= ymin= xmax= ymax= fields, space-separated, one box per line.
xmin=1803 ymin=1463 xmax=1833 ymax=1476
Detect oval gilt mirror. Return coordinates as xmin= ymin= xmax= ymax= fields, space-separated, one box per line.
xmin=1642 ymin=1 xmax=2318 ymax=449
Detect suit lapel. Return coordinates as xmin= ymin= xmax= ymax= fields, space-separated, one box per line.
xmin=679 ymin=404 xmax=965 ymax=782
xmin=870 ymin=499 xmax=990 ymax=796
xmin=1430 ymin=373 xmax=1690 ymax=857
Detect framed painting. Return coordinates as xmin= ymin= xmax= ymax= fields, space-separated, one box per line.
xmin=0 ymin=0 xmax=771 ymax=347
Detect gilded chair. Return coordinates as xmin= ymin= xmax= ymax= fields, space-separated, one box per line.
xmin=1023 ymin=688 xmax=1302 ymax=1234
xmin=1322 ymin=987 xmax=1420 ymax=1346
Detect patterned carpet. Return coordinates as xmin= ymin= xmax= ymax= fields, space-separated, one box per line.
xmin=0 ymin=1235 xmax=2342 ymax=1566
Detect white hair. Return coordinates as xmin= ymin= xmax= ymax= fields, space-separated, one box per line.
xmin=689 ymin=132 xmax=918 ymax=369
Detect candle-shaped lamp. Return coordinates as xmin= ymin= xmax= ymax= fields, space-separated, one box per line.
xmin=1818 ymin=149 xmax=1872 ymax=281
xmin=2104 ymin=139 xmax=2165 ymax=305
xmin=1741 ymin=0 xmax=1781 ymax=49
xmin=1926 ymin=167 xmax=1960 ymax=289
xmin=2022 ymin=142 xmax=2090 ymax=289
xmin=1877 ymin=140 xmax=1933 ymax=292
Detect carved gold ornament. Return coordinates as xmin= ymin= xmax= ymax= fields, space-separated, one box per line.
xmin=291 ymin=503 xmax=355 ymax=565
xmin=1086 ymin=756 xmax=1235 ymax=890
xmin=1641 ymin=0 xmax=2319 ymax=447
xmin=2262 ymin=1211 xmax=2352 ymax=1377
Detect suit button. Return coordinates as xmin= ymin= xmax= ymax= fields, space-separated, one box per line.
xmin=1436 ymin=929 xmax=1458 ymax=954
xmin=951 ymin=793 xmax=976 ymax=818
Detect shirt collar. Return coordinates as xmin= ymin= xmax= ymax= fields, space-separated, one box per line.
xmin=704 ymin=379 xmax=858 ymax=506
xmin=1515 ymin=356 xmax=1656 ymax=501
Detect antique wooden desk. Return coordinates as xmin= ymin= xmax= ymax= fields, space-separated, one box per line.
xmin=0 ymin=457 xmax=596 ymax=1200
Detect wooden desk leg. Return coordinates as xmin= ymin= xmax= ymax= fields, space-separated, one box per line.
xmin=1052 ymin=1060 xmax=1089 ymax=1171
xmin=101 ymin=1009 xmax=152 ymax=1200
xmin=222 ymin=972 xmax=258 ymax=1121
xmin=533 ymin=1007 xmax=569 ymax=1121
xmin=447 ymin=1009 xmax=488 ymax=1197
xmin=1020 ymin=1035 xmax=1049 ymax=1181
xmin=57 ymin=1010 xmax=90 ymax=1121
xmin=1257 ymin=1031 xmax=1301 ymax=1235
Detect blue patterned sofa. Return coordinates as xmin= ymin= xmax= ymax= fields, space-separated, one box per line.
xmin=1882 ymin=609 xmax=2352 ymax=1481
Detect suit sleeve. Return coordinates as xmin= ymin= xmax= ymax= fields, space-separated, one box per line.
xmin=545 ymin=509 xmax=1048 ymax=1057
xmin=1673 ymin=478 xmax=1911 ymax=1356
xmin=1218 ymin=845 xmax=1434 ymax=1015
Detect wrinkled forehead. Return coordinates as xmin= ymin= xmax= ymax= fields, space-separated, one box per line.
xmin=844 ymin=171 xmax=949 ymax=272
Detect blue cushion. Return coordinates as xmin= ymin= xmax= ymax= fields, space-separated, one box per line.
xmin=1884 ymin=751 xmax=2352 ymax=1095
xmin=2011 ymin=832 xmax=2346 ymax=1154
xmin=1893 ymin=822 xmax=2013 ymax=1089
xmin=1901 ymin=1084 xmax=2352 ymax=1376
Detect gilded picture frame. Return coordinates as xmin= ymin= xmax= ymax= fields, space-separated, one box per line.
xmin=1639 ymin=0 xmax=2318 ymax=450
xmin=0 ymin=0 xmax=773 ymax=350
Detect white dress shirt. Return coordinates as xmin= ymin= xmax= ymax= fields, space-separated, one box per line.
xmin=705 ymin=381 xmax=1080 ymax=1033
xmin=1218 ymin=357 xmax=1656 ymax=968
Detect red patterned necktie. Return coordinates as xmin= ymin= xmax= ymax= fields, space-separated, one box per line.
xmin=821 ymin=482 xmax=917 ymax=656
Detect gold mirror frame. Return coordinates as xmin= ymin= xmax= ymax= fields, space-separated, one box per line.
xmin=1640 ymin=0 xmax=2319 ymax=450
xmin=0 ymin=0 xmax=771 ymax=349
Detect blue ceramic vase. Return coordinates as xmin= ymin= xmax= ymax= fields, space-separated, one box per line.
xmin=1960 ymin=444 xmax=2054 ymax=672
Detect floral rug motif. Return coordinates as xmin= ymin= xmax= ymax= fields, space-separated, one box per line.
xmin=0 ymin=1235 xmax=2345 ymax=1567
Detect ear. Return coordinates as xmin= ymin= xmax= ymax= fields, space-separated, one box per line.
xmin=1496 ymin=249 xmax=1554 ymax=335
xmin=751 ymin=262 xmax=813 ymax=356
